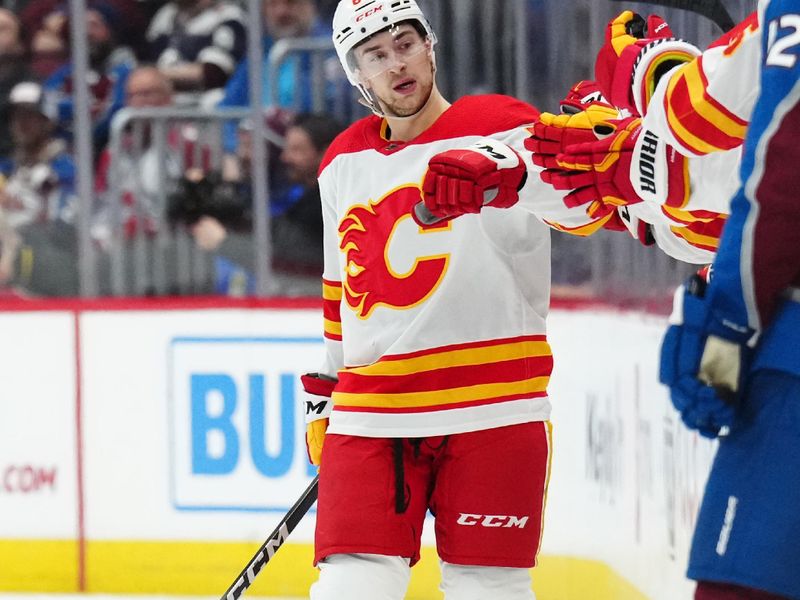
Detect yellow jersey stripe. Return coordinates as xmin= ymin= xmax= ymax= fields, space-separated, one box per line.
xmin=333 ymin=375 xmax=550 ymax=409
xmin=343 ymin=340 xmax=552 ymax=377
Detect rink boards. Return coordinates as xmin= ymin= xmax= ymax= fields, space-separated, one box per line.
xmin=0 ymin=299 xmax=716 ymax=600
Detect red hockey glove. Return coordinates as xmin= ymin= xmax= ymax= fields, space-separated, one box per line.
xmin=594 ymin=10 xmax=700 ymax=115
xmin=418 ymin=139 xmax=527 ymax=224
xmin=559 ymin=80 xmax=609 ymax=115
xmin=526 ymin=104 xmax=625 ymax=170
xmin=543 ymin=118 xmax=643 ymax=219
xmin=546 ymin=120 xmax=691 ymax=220
xmin=301 ymin=372 xmax=337 ymax=466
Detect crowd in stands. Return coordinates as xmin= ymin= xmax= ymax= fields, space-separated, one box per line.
xmin=0 ymin=0 xmax=350 ymax=298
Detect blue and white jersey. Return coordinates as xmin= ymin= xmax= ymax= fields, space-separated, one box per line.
xmin=146 ymin=1 xmax=247 ymax=78
xmin=707 ymin=0 xmax=800 ymax=340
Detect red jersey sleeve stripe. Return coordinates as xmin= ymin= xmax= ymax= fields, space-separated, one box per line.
xmin=671 ymin=226 xmax=721 ymax=252
xmin=665 ymin=59 xmax=748 ymax=154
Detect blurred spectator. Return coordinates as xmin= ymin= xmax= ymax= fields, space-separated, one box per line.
xmin=22 ymin=0 xmax=146 ymax=78
xmin=186 ymin=111 xmax=343 ymax=295
xmin=217 ymin=0 xmax=342 ymax=160
xmin=0 ymin=81 xmax=76 ymax=229
xmin=167 ymin=108 xmax=292 ymax=233
xmin=125 ymin=65 xmax=174 ymax=109
xmin=43 ymin=0 xmax=137 ymax=151
xmin=0 ymin=81 xmax=79 ymax=295
xmin=27 ymin=7 xmax=67 ymax=78
xmin=0 ymin=9 xmax=33 ymax=160
xmin=145 ymin=0 xmax=247 ymax=94
xmin=93 ymin=66 xmax=184 ymax=245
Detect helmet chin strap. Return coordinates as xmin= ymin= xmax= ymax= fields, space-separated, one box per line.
xmin=356 ymin=50 xmax=438 ymax=120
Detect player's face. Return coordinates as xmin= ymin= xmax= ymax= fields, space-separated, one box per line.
xmin=354 ymin=24 xmax=434 ymax=117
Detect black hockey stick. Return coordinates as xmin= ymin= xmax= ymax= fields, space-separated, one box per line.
xmin=220 ymin=474 xmax=319 ymax=600
xmin=610 ymin=0 xmax=735 ymax=32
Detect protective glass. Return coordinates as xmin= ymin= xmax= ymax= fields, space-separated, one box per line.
xmin=351 ymin=26 xmax=430 ymax=80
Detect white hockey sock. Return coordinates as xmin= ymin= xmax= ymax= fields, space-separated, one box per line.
xmin=309 ymin=553 xmax=411 ymax=600
xmin=439 ymin=561 xmax=536 ymax=600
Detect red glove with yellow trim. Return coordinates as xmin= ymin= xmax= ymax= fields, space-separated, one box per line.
xmin=543 ymin=118 xmax=643 ymax=219
xmin=558 ymin=80 xmax=609 ymax=115
xmin=525 ymin=103 xmax=623 ymax=170
xmin=545 ymin=119 xmax=690 ymax=219
xmin=595 ymin=10 xmax=700 ymax=116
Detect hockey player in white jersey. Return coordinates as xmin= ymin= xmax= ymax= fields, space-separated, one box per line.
xmin=299 ymin=1 xmax=613 ymax=599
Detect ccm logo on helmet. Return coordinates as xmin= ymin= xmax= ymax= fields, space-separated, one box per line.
xmin=456 ymin=513 xmax=529 ymax=528
xmin=356 ymin=5 xmax=383 ymax=21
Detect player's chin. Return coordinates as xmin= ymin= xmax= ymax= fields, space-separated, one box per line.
xmin=389 ymin=90 xmax=429 ymax=116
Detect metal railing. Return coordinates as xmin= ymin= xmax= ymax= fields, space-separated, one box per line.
xmin=102 ymin=107 xmax=275 ymax=296
xmin=99 ymin=108 xmax=256 ymax=296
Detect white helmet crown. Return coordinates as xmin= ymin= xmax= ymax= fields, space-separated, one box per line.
xmin=332 ymin=0 xmax=437 ymax=86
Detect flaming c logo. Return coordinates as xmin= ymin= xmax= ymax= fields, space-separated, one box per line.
xmin=339 ymin=185 xmax=450 ymax=318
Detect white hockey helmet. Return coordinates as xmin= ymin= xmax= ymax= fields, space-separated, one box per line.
xmin=332 ymin=0 xmax=437 ymax=109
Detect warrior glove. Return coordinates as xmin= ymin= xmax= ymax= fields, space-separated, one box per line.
xmin=526 ymin=104 xmax=622 ymax=170
xmin=544 ymin=120 xmax=690 ymax=220
xmin=301 ymin=373 xmax=337 ymax=466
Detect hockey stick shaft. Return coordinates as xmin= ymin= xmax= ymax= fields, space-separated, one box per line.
xmin=220 ymin=474 xmax=319 ymax=600
xmin=609 ymin=0 xmax=735 ymax=32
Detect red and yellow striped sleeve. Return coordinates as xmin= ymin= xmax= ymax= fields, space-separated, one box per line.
xmin=657 ymin=12 xmax=758 ymax=157
xmin=670 ymin=215 xmax=726 ymax=253
xmin=332 ymin=335 xmax=553 ymax=413
xmin=662 ymin=56 xmax=748 ymax=155
xmin=662 ymin=205 xmax=724 ymax=225
xmin=322 ymin=278 xmax=343 ymax=341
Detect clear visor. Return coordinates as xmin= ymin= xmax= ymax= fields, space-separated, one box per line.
xmin=350 ymin=25 xmax=430 ymax=81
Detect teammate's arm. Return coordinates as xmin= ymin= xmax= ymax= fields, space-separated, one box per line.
xmin=639 ymin=12 xmax=760 ymax=157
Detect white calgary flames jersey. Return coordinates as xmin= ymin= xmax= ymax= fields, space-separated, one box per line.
xmin=632 ymin=10 xmax=762 ymax=252
xmin=317 ymin=94 xmax=602 ymax=438
xmin=615 ymin=11 xmax=764 ymax=264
